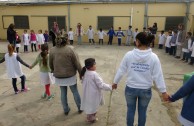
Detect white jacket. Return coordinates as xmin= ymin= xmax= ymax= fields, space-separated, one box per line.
xmin=86 ymin=29 xmax=95 ymax=39
xmin=68 ymin=31 xmax=74 ymax=40
xmin=165 ymin=35 xmax=172 ymax=48
xmin=97 ymin=31 xmax=107 ymax=39
xmin=114 ymin=48 xmax=166 ymax=93
xmin=36 ymin=34 xmax=45 ymax=44
xmin=158 ymin=34 xmax=166 ymax=45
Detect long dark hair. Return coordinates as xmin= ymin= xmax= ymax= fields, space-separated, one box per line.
xmin=136 ymin=32 xmax=155 ymax=47
xmin=40 ymin=44 xmax=48 ymax=66
xmin=80 ymin=58 xmax=95 ymax=79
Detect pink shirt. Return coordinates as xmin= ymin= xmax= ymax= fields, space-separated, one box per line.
xmin=30 ymin=33 xmax=36 ymax=41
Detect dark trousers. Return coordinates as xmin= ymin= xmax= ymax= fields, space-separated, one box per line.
xmin=70 ymin=40 xmax=73 ymax=45
xmin=31 ymin=43 xmax=37 ymax=52
xmin=158 ymin=44 xmax=163 ymax=49
xmin=12 ymin=75 xmax=26 ymax=92
xmin=16 ymin=47 xmax=19 ymax=53
xmin=118 ymin=38 xmax=121 ymax=46
xmin=170 ymin=46 xmax=176 ymax=56
xmin=165 ymin=47 xmax=170 ymax=53
xmin=182 ymin=52 xmax=189 ymax=62
xmin=89 ymin=39 xmax=95 ymax=44
xmin=24 ymin=45 xmax=28 ymax=52
xmin=99 ymin=39 xmax=103 ymax=45
xmin=108 ymin=36 xmax=113 ymax=45
xmin=190 ymin=57 xmax=194 ymax=64
xmin=52 ymin=38 xmax=56 ymax=46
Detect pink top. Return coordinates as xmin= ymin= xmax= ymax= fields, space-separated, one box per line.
xmin=30 ymin=33 xmax=36 ymax=41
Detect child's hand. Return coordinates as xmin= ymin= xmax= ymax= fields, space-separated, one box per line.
xmin=112 ymin=83 xmax=117 ymax=90
xmin=29 ymin=66 xmax=32 ymax=69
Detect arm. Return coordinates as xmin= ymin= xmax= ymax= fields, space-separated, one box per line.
xmin=170 ymin=75 xmax=194 ymax=102
xmin=0 ymin=57 xmax=5 ymax=64
xmin=94 ymin=73 xmax=112 ymax=91
xmin=16 ymin=55 xmax=30 ymax=68
xmin=31 ymin=55 xmax=39 ymax=68
xmin=49 ymin=50 xmax=54 ymax=72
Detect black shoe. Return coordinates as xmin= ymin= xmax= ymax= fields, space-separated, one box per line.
xmin=175 ymin=56 xmax=180 ymax=59
xmin=65 ymin=108 xmax=70 ymax=115
xmin=78 ymin=110 xmax=83 ymax=114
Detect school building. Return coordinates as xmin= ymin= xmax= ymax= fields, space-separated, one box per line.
xmin=0 ymin=0 xmax=194 ymax=43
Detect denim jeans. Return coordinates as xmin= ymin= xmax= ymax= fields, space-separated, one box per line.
xmin=125 ymin=86 xmax=152 ymax=126
xmin=60 ymin=84 xmax=81 ymax=113
xmin=77 ymin=36 xmax=82 ymax=44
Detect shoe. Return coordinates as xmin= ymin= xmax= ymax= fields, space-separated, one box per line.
xmin=175 ymin=56 xmax=180 ymax=59
xmin=78 ymin=110 xmax=83 ymax=114
xmin=21 ymin=87 xmax=30 ymax=92
xmin=47 ymin=94 xmax=54 ymax=101
xmin=15 ymin=90 xmax=20 ymax=94
xmin=65 ymin=108 xmax=70 ymax=115
xmin=41 ymin=92 xmax=47 ymax=99
xmin=180 ymin=58 xmax=185 ymax=61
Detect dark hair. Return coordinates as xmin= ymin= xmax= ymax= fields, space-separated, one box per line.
xmin=100 ymin=28 xmax=102 ymax=31
xmin=56 ymin=35 xmax=67 ymax=47
xmin=173 ymin=30 xmax=178 ymax=34
xmin=80 ymin=58 xmax=95 ymax=79
xmin=8 ymin=23 xmax=15 ymax=29
xmin=40 ymin=44 xmax=48 ymax=66
xmin=136 ymin=32 xmax=155 ymax=46
xmin=161 ymin=30 xmax=164 ymax=34
xmin=129 ymin=26 xmax=132 ymax=28
xmin=153 ymin=23 xmax=157 ymax=27
xmin=187 ymin=32 xmax=192 ymax=36
xmin=119 ymin=27 xmax=121 ymax=29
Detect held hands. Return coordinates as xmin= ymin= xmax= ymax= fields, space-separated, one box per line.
xmin=112 ymin=83 xmax=117 ymax=90
xmin=29 ymin=66 xmax=32 ymax=69
xmin=162 ymin=92 xmax=170 ymax=102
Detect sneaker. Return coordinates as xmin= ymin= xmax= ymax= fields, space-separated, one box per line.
xmin=78 ymin=110 xmax=83 ymax=114
xmin=47 ymin=94 xmax=54 ymax=101
xmin=15 ymin=90 xmax=20 ymax=94
xmin=41 ymin=92 xmax=47 ymax=99
xmin=21 ymin=88 xmax=30 ymax=92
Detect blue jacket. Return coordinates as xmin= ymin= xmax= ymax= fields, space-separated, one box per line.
xmin=170 ymin=75 xmax=194 ymax=123
xmin=107 ymin=29 xmax=115 ymax=36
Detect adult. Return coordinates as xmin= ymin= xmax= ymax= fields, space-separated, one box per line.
xmin=53 ymin=21 xmax=59 ymax=35
xmin=126 ymin=26 xmax=133 ymax=46
xmin=7 ymin=23 xmax=16 ymax=47
xmin=49 ymin=29 xmax=56 ymax=47
xmin=169 ymin=75 xmax=194 ymax=126
xmin=107 ymin=26 xmax=115 ymax=45
xmin=112 ymin=32 xmax=168 ymax=126
xmin=76 ymin=23 xmax=84 ymax=45
xmin=175 ymin=23 xmax=186 ymax=59
xmin=49 ymin=36 xmax=82 ymax=115
xmin=151 ymin=23 xmax=158 ymax=48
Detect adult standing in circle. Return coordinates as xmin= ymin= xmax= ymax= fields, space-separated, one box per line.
xmin=112 ymin=32 xmax=169 ymax=126
xmin=49 ymin=36 xmax=82 ymax=115
xmin=7 ymin=23 xmax=16 ymax=48
xmin=151 ymin=23 xmax=158 ymax=48
xmin=76 ymin=23 xmax=84 ymax=45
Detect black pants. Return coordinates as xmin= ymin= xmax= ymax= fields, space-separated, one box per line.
xmin=190 ymin=57 xmax=194 ymax=64
xmin=118 ymin=38 xmax=121 ymax=46
xmin=31 ymin=43 xmax=37 ymax=52
xmin=16 ymin=47 xmax=19 ymax=53
xmin=70 ymin=40 xmax=73 ymax=45
xmin=158 ymin=44 xmax=163 ymax=49
xmin=12 ymin=75 xmax=26 ymax=92
xmin=89 ymin=39 xmax=95 ymax=44
xmin=24 ymin=45 xmax=28 ymax=52
xmin=182 ymin=52 xmax=189 ymax=62
xmin=52 ymin=38 xmax=56 ymax=46
xmin=165 ymin=47 xmax=170 ymax=53
xmin=99 ymin=39 xmax=103 ymax=45
xmin=108 ymin=36 xmax=113 ymax=45
xmin=170 ymin=46 xmax=176 ymax=56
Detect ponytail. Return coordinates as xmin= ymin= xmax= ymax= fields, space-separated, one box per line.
xmin=80 ymin=66 xmax=86 ymax=80
xmin=8 ymin=44 xmax=14 ymax=56
xmin=40 ymin=44 xmax=48 ymax=66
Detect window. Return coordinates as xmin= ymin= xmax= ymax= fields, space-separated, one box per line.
xmin=48 ymin=16 xmax=66 ymax=31
xmin=165 ymin=17 xmax=185 ymax=31
xmin=14 ymin=16 xmax=29 ymax=29
xmin=98 ymin=16 xmax=113 ymax=30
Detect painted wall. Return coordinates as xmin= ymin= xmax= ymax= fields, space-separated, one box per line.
xmin=0 ymin=2 xmax=191 ymax=44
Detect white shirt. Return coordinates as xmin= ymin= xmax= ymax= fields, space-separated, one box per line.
xmin=176 ymin=31 xmax=181 ymax=45
xmin=23 ymin=33 xmax=30 ymax=45
xmin=165 ymin=35 xmax=172 ymax=48
xmin=97 ymin=31 xmax=106 ymax=39
xmin=86 ymin=29 xmax=95 ymax=39
xmin=133 ymin=31 xmax=139 ymax=41
xmin=158 ymin=34 xmax=166 ymax=45
xmin=68 ymin=31 xmax=74 ymax=40
xmin=36 ymin=34 xmax=45 ymax=44
xmin=81 ymin=70 xmax=112 ymax=114
xmin=114 ymin=48 xmax=166 ymax=93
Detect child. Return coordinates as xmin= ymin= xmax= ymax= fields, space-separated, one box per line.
xmin=165 ymin=31 xmax=172 ymax=54
xmin=107 ymin=26 xmax=116 ymax=45
xmin=30 ymin=30 xmax=37 ymax=52
xmin=97 ymin=28 xmax=106 ymax=45
xmin=133 ymin=28 xmax=139 ymax=46
xmin=68 ymin=28 xmax=74 ymax=45
xmin=126 ymin=25 xmax=133 ymax=46
xmin=116 ymin=27 xmax=125 ymax=46
xmin=0 ymin=44 xmax=30 ymax=94
xmin=30 ymin=44 xmax=55 ymax=100
xmin=170 ymin=30 xmax=178 ymax=56
xmin=169 ymin=75 xmax=194 ymax=126
xmin=86 ymin=25 xmax=95 ymax=45
xmin=15 ymin=31 xmax=21 ymax=53
xmin=80 ymin=58 xmax=112 ymax=123
xmin=43 ymin=30 xmax=49 ymax=44
xmin=181 ymin=32 xmax=192 ymax=63
xmin=37 ymin=30 xmax=45 ymax=50
xmin=158 ymin=30 xmax=166 ymax=49
xmin=23 ymin=30 xmax=30 ymax=53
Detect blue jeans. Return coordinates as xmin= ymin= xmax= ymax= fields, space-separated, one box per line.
xmin=60 ymin=84 xmax=81 ymax=113
xmin=125 ymin=86 xmax=152 ymax=126
xmin=77 ymin=36 xmax=82 ymax=44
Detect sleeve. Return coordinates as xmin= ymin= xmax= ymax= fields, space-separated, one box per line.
xmin=122 ymin=32 xmax=125 ymax=36
xmin=16 ymin=55 xmax=30 ymax=68
xmin=94 ymin=73 xmax=112 ymax=91
xmin=188 ymin=39 xmax=192 ymax=50
xmin=49 ymin=50 xmax=54 ymax=72
xmin=0 ymin=57 xmax=5 ymax=64
xmin=113 ymin=53 xmax=128 ymax=84
xmin=152 ymin=55 xmax=166 ymax=93
xmin=31 ymin=55 xmax=39 ymax=68
xmin=170 ymin=75 xmax=194 ymax=102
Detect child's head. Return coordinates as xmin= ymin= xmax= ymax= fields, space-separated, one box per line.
xmin=136 ymin=32 xmax=155 ymax=48
xmin=129 ymin=26 xmax=132 ymax=29
xmin=89 ymin=25 xmax=92 ymax=29
xmin=8 ymin=44 xmax=14 ymax=56
xmin=24 ymin=29 xmax=27 ymax=33
xmin=118 ymin=27 xmax=121 ymax=30
xmin=173 ymin=30 xmax=178 ymax=34
xmin=31 ymin=30 xmax=34 ymax=34
xmin=100 ymin=28 xmax=102 ymax=32
xmin=187 ymin=32 xmax=192 ymax=37
xmin=41 ymin=44 xmax=49 ymax=66
xmin=45 ymin=30 xmax=48 ymax=34
xmin=178 ymin=23 xmax=184 ymax=30
xmin=38 ymin=30 xmax=42 ymax=34
xmin=135 ymin=28 xmax=138 ymax=31
xmin=80 ymin=58 xmax=96 ymax=79
xmin=69 ymin=28 xmax=72 ymax=31
xmin=168 ymin=30 xmax=172 ymax=35
xmin=161 ymin=30 xmax=164 ymax=34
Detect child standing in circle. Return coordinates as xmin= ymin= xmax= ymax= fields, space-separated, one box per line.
xmin=23 ymin=30 xmax=30 ymax=53
xmin=30 ymin=30 xmax=37 ymax=52
xmin=68 ymin=28 xmax=74 ymax=45
xmin=80 ymin=58 xmax=112 ymax=123
xmin=97 ymin=28 xmax=106 ymax=45
xmin=15 ymin=31 xmax=21 ymax=53
xmin=37 ymin=29 xmax=45 ymax=50
xmin=30 ymin=44 xmax=55 ymax=100
xmin=0 ymin=44 xmax=30 ymax=94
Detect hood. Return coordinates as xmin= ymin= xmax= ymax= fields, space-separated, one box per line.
xmin=132 ymin=48 xmax=152 ymax=63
